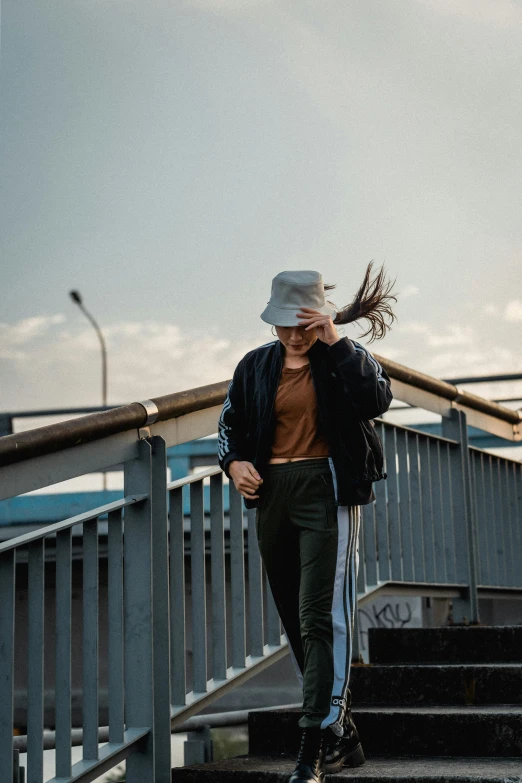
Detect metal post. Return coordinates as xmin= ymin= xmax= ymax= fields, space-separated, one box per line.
xmin=124 ymin=439 xmax=154 ymax=782
xmin=0 ymin=551 xmax=15 ymax=783
xmin=184 ymin=726 xmax=213 ymax=765
xmin=0 ymin=414 xmax=13 ymax=437
xmin=151 ymin=436 xmax=172 ymax=783
xmin=441 ymin=408 xmax=479 ymax=623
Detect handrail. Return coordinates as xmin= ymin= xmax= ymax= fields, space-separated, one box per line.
xmin=381 ymin=355 xmax=521 ymax=424
xmin=0 ymin=381 xmax=229 ymax=467
xmin=1 ymin=354 xmax=520 ymax=468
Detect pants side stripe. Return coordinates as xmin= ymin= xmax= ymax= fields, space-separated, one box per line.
xmin=320 ymin=504 xmax=352 ymax=732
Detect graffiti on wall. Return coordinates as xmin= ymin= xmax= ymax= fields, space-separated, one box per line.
xmin=358 ymin=596 xmax=422 ymax=658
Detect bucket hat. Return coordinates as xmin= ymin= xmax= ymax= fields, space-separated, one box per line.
xmin=260 ymin=270 xmax=337 ymax=326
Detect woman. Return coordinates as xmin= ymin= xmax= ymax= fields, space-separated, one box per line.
xmin=218 ymin=262 xmax=396 ymax=783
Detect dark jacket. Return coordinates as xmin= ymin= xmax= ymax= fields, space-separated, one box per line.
xmin=217 ymin=336 xmax=393 ymax=508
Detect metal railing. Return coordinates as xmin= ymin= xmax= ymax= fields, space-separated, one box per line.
xmin=0 ymin=354 xmax=521 ymax=782
xmin=355 ymin=411 xmax=522 ymax=648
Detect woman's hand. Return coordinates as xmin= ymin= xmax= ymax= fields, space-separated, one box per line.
xmin=297 ymin=307 xmax=340 ymax=346
xmin=229 ymin=460 xmax=263 ymax=500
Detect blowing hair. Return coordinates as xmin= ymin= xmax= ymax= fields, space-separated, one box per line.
xmin=325 ymin=260 xmax=398 ymax=343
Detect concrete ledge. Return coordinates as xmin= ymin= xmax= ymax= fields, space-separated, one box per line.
xmin=172 ymin=754 xmax=522 ymax=782
xmin=248 ymin=707 xmax=522 ymax=757
xmin=369 ymin=627 xmax=522 ymax=664
xmin=349 ymin=663 xmax=522 ymax=706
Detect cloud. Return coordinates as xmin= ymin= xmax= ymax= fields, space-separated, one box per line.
xmin=1 ymin=312 xmax=519 ymax=415
xmin=0 ymin=314 xmax=65 ymax=346
xmin=427 ymin=324 xmax=474 ymax=347
xmin=504 ymin=300 xmax=522 ymax=322
xmin=483 ymin=303 xmax=498 ymax=315
xmin=426 ymin=349 xmax=487 ymax=374
xmin=0 ymin=315 xmax=66 ymax=360
xmin=0 ymin=314 xmax=268 ymax=410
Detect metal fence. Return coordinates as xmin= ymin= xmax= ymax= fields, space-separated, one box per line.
xmin=0 ymin=362 xmax=521 ymax=782
xmin=356 ymin=410 xmax=522 ymax=647
xmin=0 ymin=421 xmax=287 ymax=783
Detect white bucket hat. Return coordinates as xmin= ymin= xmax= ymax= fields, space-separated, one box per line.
xmin=260 ymin=270 xmax=337 ymax=326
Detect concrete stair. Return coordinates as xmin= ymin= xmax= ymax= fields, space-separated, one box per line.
xmin=172 ymin=626 xmax=522 ymax=782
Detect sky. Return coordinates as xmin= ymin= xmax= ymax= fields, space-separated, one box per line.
xmin=1 ymin=0 xmax=522 ymax=425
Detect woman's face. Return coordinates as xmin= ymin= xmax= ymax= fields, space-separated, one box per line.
xmin=274 ymin=325 xmax=318 ymax=357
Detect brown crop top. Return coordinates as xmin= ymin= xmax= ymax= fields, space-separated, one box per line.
xmin=270 ymin=364 xmax=330 ymax=458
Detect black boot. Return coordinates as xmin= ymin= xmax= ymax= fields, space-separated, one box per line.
xmin=323 ymin=694 xmax=365 ymax=773
xmin=289 ymin=727 xmax=326 ymax=783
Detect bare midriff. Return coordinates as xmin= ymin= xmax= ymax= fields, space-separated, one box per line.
xmin=268 ymin=360 xmax=329 ymax=464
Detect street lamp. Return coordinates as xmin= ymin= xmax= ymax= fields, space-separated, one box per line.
xmin=69 ymin=290 xmax=108 ymax=488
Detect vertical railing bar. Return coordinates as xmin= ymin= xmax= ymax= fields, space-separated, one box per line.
xmin=0 ymin=550 xmax=15 ymax=783
xmin=374 ymin=422 xmax=390 ymax=582
xmin=210 ymin=473 xmax=227 ymax=681
xmin=83 ymin=518 xmax=99 ymax=761
xmin=467 ymin=452 xmax=476 ymax=584
xmin=247 ymin=507 xmax=264 ymax=658
xmin=386 ymin=427 xmax=402 ymax=581
xmin=362 ymin=502 xmax=377 ymax=587
xmin=229 ymin=482 xmax=246 ymax=668
xmin=493 ymin=459 xmax=506 ymax=587
xmin=150 ymin=436 xmax=172 ymax=783
xmin=190 ymin=480 xmax=208 ymax=691
xmin=410 ymin=434 xmax=425 ymax=583
xmin=397 ymin=431 xmax=413 ymax=582
xmin=442 ymin=409 xmax=478 ymax=622
xmin=467 ymin=450 xmax=478 ymax=586
xmin=433 ymin=440 xmax=446 ymax=583
xmin=515 ymin=464 xmax=522 ymax=569
xmin=502 ymin=460 xmax=515 ymax=588
xmin=498 ymin=460 xmax=508 ymax=587
xmin=475 ymin=453 xmax=489 ymax=587
xmin=444 ymin=446 xmax=469 ymax=584
xmin=511 ymin=463 xmax=522 ymax=575
xmin=486 ymin=454 xmax=499 ymax=586
xmin=124 ymin=439 xmax=154 ymax=783
xmin=13 ymin=749 xmax=21 ymax=783
xmin=480 ymin=453 xmax=491 ymax=586
xmin=107 ymin=508 xmax=124 ymax=744
xmin=27 ymin=539 xmax=44 ymax=783
xmin=55 ymin=527 xmax=72 ymax=778
xmin=169 ymin=486 xmax=186 ymax=705
xmin=440 ymin=442 xmax=456 ymax=584
xmin=419 ymin=437 xmax=435 ymax=583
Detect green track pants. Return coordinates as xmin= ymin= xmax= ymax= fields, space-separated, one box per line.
xmin=255 ymin=457 xmax=361 ymax=736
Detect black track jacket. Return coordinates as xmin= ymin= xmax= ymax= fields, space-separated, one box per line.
xmin=217 ymin=336 xmax=393 ymax=508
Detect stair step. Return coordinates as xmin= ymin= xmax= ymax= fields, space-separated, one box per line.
xmin=172 ymin=754 xmax=522 ymax=782
xmin=349 ymin=663 xmax=522 ymax=705
xmin=248 ymin=707 xmax=522 ymax=757
xmin=368 ymin=627 xmax=522 ymax=664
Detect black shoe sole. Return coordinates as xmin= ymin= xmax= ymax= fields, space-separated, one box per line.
xmin=324 ymin=742 xmax=365 ymax=774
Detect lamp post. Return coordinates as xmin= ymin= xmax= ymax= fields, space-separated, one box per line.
xmin=69 ymin=290 xmax=108 ymax=489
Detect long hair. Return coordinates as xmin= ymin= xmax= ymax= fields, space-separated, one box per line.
xmin=325 ymin=261 xmax=398 ymax=343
